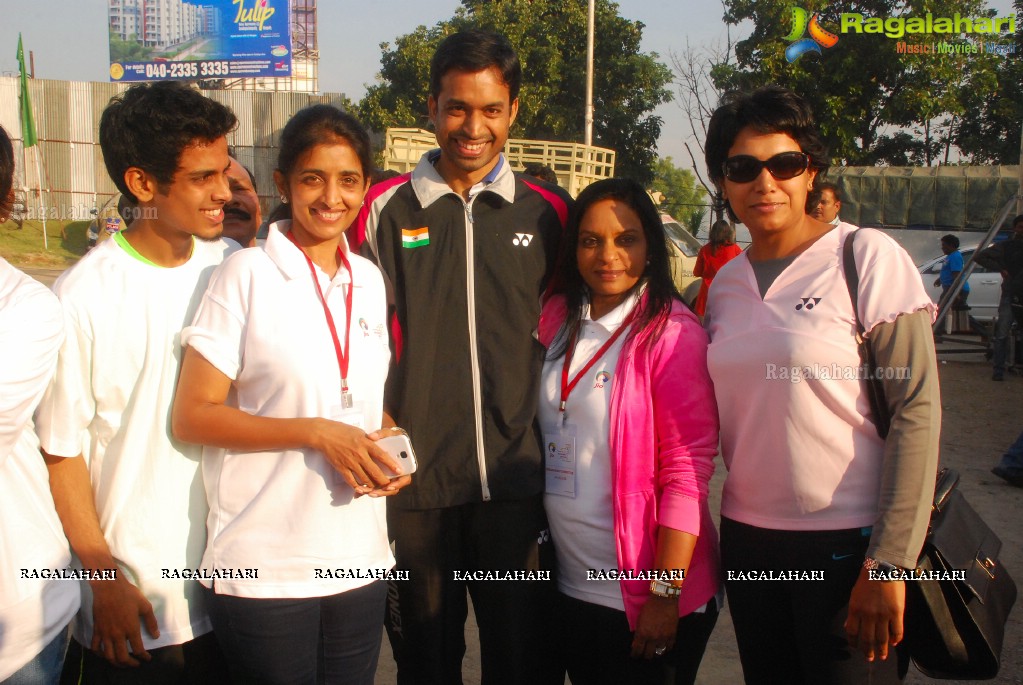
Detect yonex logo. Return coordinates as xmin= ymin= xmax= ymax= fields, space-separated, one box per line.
xmin=784 ymin=7 xmax=839 ymax=62
xmin=513 ymin=233 xmax=534 ymax=246
xmin=795 ymin=297 xmax=822 ymax=311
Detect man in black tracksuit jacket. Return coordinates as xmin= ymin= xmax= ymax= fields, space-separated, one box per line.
xmin=352 ymin=29 xmax=570 ymax=685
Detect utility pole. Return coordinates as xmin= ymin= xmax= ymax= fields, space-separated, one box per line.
xmin=584 ymin=0 xmax=594 ymax=146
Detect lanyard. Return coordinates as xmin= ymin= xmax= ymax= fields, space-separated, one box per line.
xmin=559 ymin=305 xmax=638 ymax=418
xmin=287 ymin=231 xmax=355 ymax=406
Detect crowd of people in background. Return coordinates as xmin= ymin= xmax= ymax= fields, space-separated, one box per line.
xmin=0 ymin=24 xmax=1019 ymax=685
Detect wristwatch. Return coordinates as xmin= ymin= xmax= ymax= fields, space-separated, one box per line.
xmin=649 ymin=579 xmax=682 ymax=598
xmin=863 ymin=557 xmax=902 ymax=580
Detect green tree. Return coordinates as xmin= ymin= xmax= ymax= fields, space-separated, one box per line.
xmin=109 ymin=33 xmax=154 ymax=63
xmin=357 ymin=0 xmax=673 ymax=184
xmin=650 ymin=157 xmax=708 ymax=233
xmin=953 ymin=0 xmax=1023 ymax=164
xmin=715 ymin=0 xmax=1002 ymax=166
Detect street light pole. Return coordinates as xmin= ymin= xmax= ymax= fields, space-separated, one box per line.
xmin=584 ymin=0 xmax=594 ymax=146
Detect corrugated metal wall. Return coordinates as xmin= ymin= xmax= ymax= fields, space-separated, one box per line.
xmin=0 ymin=77 xmax=348 ymax=220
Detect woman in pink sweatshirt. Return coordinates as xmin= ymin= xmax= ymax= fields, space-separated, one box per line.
xmin=537 ymin=178 xmax=722 ymax=684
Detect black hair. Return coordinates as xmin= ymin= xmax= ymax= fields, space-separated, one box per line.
xmin=99 ymin=82 xmax=237 ymax=203
xmin=523 ymin=163 xmax=559 ymax=186
xmin=705 ymin=85 xmax=829 ymax=220
xmin=0 ymin=126 xmax=13 ymax=221
xmin=429 ymin=29 xmax=521 ymax=102
xmin=271 ymin=105 xmax=372 ymax=221
xmin=1012 ymin=214 xmax=1023 ymax=229
xmin=817 ymin=181 xmax=842 ymax=203
xmin=942 ymin=234 xmax=960 ymax=249
xmin=547 ymin=178 xmax=680 ymax=359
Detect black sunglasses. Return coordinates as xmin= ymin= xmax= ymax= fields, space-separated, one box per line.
xmin=722 ymin=152 xmax=810 ymax=183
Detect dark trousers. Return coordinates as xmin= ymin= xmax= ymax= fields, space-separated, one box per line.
xmin=207 ymin=581 xmax=386 ymax=685
xmin=59 ymin=631 xmax=230 ymax=685
xmin=556 ymin=592 xmax=718 ymax=685
xmin=721 ymin=518 xmax=908 ymax=685
xmin=384 ymin=496 xmax=559 ymax=685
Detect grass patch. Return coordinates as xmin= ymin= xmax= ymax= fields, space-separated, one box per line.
xmin=0 ymin=220 xmax=86 ymax=267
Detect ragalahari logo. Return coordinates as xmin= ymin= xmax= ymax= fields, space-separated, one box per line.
xmin=784 ymin=7 xmax=840 ymax=62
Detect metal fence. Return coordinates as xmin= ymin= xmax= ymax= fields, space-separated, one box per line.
xmin=0 ymin=76 xmax=349 ymax=221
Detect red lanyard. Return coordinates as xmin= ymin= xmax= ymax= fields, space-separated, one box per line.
xmin=559 ymin=306 xmax=638 ymax=415
xmin=287 ymin=231 xmax=355 ymax=406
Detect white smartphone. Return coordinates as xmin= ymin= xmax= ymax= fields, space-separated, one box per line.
xmin=378 ymin=429 xmax=418 ymax=479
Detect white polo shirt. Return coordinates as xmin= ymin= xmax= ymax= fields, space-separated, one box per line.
xmin=182 ymin=222 xmax=394 ymax=599
xmin=0 ymin=258 xmax=79 ymax=680
xmin=35 ymin=236 xmax=237 ymax=650
xmin=540 ymin=292 xmax=640 ymax=611
xmin=706 ymin=224 xmax=934 ymax=531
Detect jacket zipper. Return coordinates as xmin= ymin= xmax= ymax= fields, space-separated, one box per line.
xmin=462 ymin=196 xmax=491 ymax=501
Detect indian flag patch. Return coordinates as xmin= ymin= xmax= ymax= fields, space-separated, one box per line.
xmin=401 ymin=227 xmax=430 ymax=248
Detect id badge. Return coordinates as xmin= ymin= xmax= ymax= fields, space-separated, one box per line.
xmin=543 ymin=423 xmax=577 ymax=498
xmin=330 ymin=400 xmax=367 ymax=487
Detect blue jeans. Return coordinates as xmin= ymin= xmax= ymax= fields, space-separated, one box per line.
xmin=2 ymin=625 xmax=69 ymax=685
xmin=992 ymin=292 xmax=1015 ymax=374
xmin=208 ymin=581 xmax=386 ymax=685
xmin=995 ymin=430 xmax=1023 ymax=475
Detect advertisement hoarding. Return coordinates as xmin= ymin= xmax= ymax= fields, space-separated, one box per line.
xmin=108 ymin=0 xmax=292 ymax=82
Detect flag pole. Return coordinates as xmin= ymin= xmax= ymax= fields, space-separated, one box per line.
xmin=17 ymin=32 xmax=46 ymax=249
xmin=33 ymin=147 xmax=47 ymax=250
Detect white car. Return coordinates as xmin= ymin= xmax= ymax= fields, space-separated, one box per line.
xmin=918 ymin=248 xmax=1003 ymax=322
xmin=661 ymin=215 xmax=703 ymax=304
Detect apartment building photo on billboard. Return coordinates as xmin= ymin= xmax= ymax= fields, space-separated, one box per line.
xmin=107 ymin=0 xmax=307 ymax=85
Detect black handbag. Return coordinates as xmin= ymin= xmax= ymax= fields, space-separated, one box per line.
xmin=842 ymin=231 xmax=1018 ymax=679
xmin=903 ymin=468 xmax=1018 ymax=679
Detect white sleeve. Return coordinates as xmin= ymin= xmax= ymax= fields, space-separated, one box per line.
xmin=0 ymin=263 xmax=63 ymax=468
xmin=180 ymin=257 xmax=249 ymax=381
xmin=35 ymin=284 xmax=95 ymax=461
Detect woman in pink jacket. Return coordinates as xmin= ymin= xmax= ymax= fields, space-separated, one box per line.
xmin=537 ymin=178 xmax=722 ymax=684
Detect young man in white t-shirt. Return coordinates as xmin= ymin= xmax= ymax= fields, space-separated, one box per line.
xmin=35 ymin=82 xmax=238 ymax=684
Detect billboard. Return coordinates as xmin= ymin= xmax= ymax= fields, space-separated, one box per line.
xmin=108 ymin=0 xmax=292 ymax=82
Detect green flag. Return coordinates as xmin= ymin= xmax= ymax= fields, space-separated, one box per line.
xmin=17 ymin=33 xmax=37 ymax=148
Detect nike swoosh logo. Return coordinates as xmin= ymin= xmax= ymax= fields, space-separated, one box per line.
xmin=831 ymin=553 xmax=855 ymax=561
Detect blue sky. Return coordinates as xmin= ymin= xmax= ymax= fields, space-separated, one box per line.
xmin=1 ymin=0 xmax=1016 ymax=170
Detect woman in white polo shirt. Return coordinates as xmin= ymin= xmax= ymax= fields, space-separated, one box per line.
xmin=172 ymin=105 xmax=409 ymax=685
xmin=703 ymin=86 xmax=940 ymax=684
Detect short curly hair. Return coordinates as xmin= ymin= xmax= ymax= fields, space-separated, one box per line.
xmin=705 ymin=86 xmax=829 ymax=218
xmin=99 ymin=82 xmax=237 ymax=203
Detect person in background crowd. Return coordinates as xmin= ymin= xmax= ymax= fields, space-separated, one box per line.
xmin=221 ymin=156 xmax=261 ymax=247
xmin=991 ymin=429 xmax=1023 ymax=487
xmin=524 ymin=163 xmax=560 ymax=186
xmin=692 ymin=219 xmax=742 ymax=318
xmin=811 ymin=181 xmax=842 ymax=225
xmin=36 ymin=81 xmax=238 ymax=684
xmin=537 ymin=178 xmax=722 ymax=684
xmin=975 ymin=214 xmax=1023 ymax=381
xmin=704 ymin=85 xmax=940 ymax=684
xmin=934 ymin=234 xmax=970 ymax=307
xmin=352 ymin=29 xmax=569 ymax=685
xmin=172 ymin=105 xmax=408 ymax=685
xmin=0 ymin=124 xmax=80 ymax=685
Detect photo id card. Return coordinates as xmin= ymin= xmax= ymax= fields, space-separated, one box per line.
xmin=543 ymin=423 xmax=577 ymax=498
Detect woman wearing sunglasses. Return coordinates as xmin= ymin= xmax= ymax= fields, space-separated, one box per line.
xmin=536 ymin=178 xmax=721 ymax=684
xmin=703 ymin=86 xmax=940 ymax=684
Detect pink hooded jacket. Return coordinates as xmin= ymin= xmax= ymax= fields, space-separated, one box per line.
xmin=538 ymin=294 xmax=722 ymax=629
